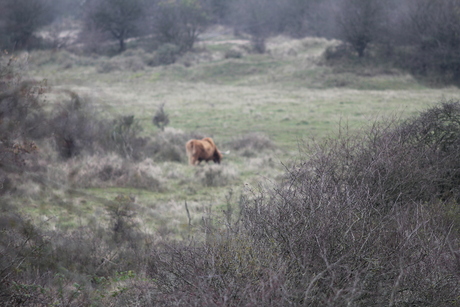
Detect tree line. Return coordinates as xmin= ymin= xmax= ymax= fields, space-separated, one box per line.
xmin=1 ymin=0 xmax=460 ymax=81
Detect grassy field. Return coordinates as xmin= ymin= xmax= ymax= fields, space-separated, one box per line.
xmin=20 ymin=30 xmax=460 ymax=238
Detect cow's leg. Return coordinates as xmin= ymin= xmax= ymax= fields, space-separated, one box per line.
xmin=190 ymin=156 xmax=198 ymax=165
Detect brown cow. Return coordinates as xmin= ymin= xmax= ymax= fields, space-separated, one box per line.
xmin=185 ymin=137 xmax=223 ymax=165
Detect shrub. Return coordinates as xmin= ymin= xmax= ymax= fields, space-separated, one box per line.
xmin=224 ymin=48 xmax=243 ymax=59
xmin=115 ymin=158 xmax=165 ymax=191
xmin=146 ymin=128 xmax=202 ymax=163
xmin=152 ymin=103 xmax=170 ymax=131
xmin=61 ymin=154 xmax=164 ymax=191
xmin=146 ymin=102 xmax=460 ymax=306
xmin=49 ymin=91 xmax=110 ymax=159
xmin=399 ymin=0 xmax=460 ymax=84
xmin=108 ymin=114 xmax=146 ymax=160
xmin=96 ymin=55 xmax=145 ymax=73
xmin=0 ymin=194 xmax=152 ymax=306
xmin=235 ymin=102 xmax=460 ymax=305
xmin=195 ymin=164 xmax=238 ymax=187
xmin=226 ymin=132 xmax=275 ymax=157
xmin=119 ymin=56 xmax=145 ymax=72
xmin=149 ymin=43 xmax=180 ymax=66
xmin=106 ymin=194 xmax=139 ymax=243
xmin=323 ymin=43 xmax=355 ymax=61
xmin=0 ymin=209 xmax=57 ymax=306
xmin=0 ymin=55 xmax=43 ymax=192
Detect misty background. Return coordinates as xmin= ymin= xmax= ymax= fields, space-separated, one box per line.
xmin=1 ymin=0 xmax=459 ymax=83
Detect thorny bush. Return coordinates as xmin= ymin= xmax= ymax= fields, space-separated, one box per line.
xmin=147 ymin=102 xmax=460 ymax=306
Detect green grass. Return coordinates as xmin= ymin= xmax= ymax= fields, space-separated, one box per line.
xmin=21 ymin=33 xmax=460 ymax=238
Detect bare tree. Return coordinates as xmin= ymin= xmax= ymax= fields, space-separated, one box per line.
xmin=275 ymin=0 xmax=339 ymax=39
xmin=202 ymin=0 xmax=236 ymax=23
xmin=85 ymin=0 xmax=144 ymax=53
xmin=230 ymin=0 xmax=283 ymax=53
xmin=0 ymin=0 xmax=54 ymax=50
xmin=404 ymin=0 xmax=460 ymax=80
xmin=151 ymin=0 xmax=209 ymax=53
xmin=337 ymin=0 xmax=384 ymax=57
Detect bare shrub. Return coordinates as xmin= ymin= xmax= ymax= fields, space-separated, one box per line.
xmin=149 ymin=43 xmax=181 ymax=66
xmin=49 ymin=91 xmax=109 ymax=159
xmin=195 ymin=164 xmax=238 ymax=187
xmin=106 ymin=194 xmax=139 ymax=243
xmin=148 ymin=233 xmax=287 ymax=306
xmin=0 ymin=198 xmax=153 ymax=306
xmin=226 ymin=132 xmax=275 ymax=157
xmin=108 ymin=114 xmax=146 ymax=160
xmin=400 ymin=0 xmax=460 ymax=83
xmin=152 ymin=103 xmax=169 ymax=131
xmin=0 ymin=55 xmax=44 ymax=193
xmin=28 ymin=50 xmax=97 ymax=69
xmin=96 ymin=54 xmax=145 ymax=73
xmin=146 ymin=128 xmax=202 ymax=163
xmin=224 ymin=48 xmax=243 ymax=59
xmin=77 ymin=25 xmax=110 ymax=54
xmin=0 ymin=209 xmax=57 ymax=306
xmin=64 ymin=154 xmax=164 ymax=191
xmin=114 ymin=158 xmax=164 ymax=191
xmin=323 ymin=43 xmax=355 ymax=62
xmin=344 ymin=101 xmax=460 ymax=207
xmin=235 ymin=102 xmax=460 ymax=305
xmin=145 ymin=102 xmax=460 ymax=306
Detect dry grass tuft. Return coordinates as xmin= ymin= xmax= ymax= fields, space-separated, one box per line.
xmin=147 ymin=127 xmax=203 ymax=163
xmin=48 ymin=154 xmax=165 ymax=191
xmin=226 ymin=132 xmax=275 ymax=157
xmin=267 ymin=35 xmax=338 ymax=58
xmin=195 ymin=164 xmax=239 ymax=187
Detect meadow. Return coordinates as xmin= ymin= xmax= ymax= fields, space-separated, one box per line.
xmin=20 ymin=29 xmax=460 ymax=237
xmin=3 ymin=28 xmax=460 ymax=305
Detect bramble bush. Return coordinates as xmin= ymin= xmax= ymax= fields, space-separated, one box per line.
xmin=146 ymin=102 xmax=460 ymax=306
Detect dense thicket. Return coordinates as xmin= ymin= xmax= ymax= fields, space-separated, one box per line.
xmin=146 ymin=102 xmax=460 ymax=305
